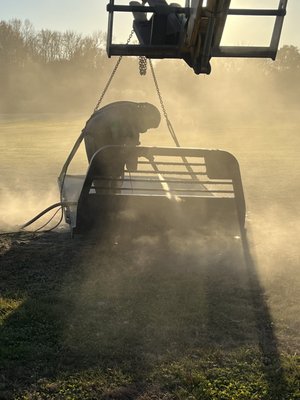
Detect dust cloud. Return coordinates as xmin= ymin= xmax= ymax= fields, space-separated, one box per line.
xmin=0 ymin=114 xmax=87 ymax=231
xmin=0 ymin=186 xmax=59 ymax=232
xmin=0 ymin=51 xmax=299 ymax=355
xmin=61 ymin=222 xmax=252 ymax=364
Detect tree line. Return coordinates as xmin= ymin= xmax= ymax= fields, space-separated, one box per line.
xmin=0 ymin=19 xmax=108 ymax=113
xmin=0 ymin=19 xmax=299 ymax=114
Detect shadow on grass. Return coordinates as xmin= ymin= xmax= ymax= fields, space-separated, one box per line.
xmin=0 ymin=226 xmax=295 ymax=399
xmin=241 ymin=228 xmax=291 ymax=400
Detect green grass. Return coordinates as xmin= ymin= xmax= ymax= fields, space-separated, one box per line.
xmin=1 ymin=113 xmax=300 ymax=399
xmin=0 ymin=229 xmax=299 ymax=400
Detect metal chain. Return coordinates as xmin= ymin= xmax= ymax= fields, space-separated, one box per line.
xmin=139 ymin=56 xmax=147 ymax=75
xmin=149 ymin=58 xmax=198 ymax=179
xmin=137 ymin=0 xmax=147 ymax=76
xmin=93 ymin=29 xmax=135 ymax=112
xmin=148 ymin=59 xmax=180 ymax=147
xmin=94 ymin=0 xmax=148 ymax=109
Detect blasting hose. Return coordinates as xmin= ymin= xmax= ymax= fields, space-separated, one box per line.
xmin=21 ymin=201 xmax=76 ymax=230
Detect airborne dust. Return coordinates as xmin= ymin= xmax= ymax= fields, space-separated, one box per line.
xmin=1 ymin=55 xmax=300 ymax=294
xmin=0 ymin=53 xmax=299 ymax=397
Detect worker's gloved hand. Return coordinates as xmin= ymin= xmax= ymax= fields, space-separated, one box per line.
xmin=130 ymin=1 xmax=147 ymax=21
xmin=136 ymin=148 xmax=154 ymax=163
xmin=125 ymin=147 xmax=139 ymax=172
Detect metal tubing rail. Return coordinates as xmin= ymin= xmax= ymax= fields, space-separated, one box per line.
xmin=92 ymin=178 xmax=232 ymax=185
xmin=226 ymin=9 xmax=286 ymax=17
xmin=107 ymin=4 xmax=285 ymax=17
xmin=107 ymin=4 xmax=189 ymax=15
xmin=212 ymin=46 xmax=275 ymax=59
xmin=89 ymin=145 xmax=226 ymax=159
xmin=137 ymin=146 xmax=227 ymax=157
xmin=108 ymin=44 xmax=182 ymax=57
xmin=137 ymin=161 xmax=206 ymax=166
xmin=126 ymin=170 xmax=208 ymax=175
xmin=92 ymin=186 xmax=234 ymax=194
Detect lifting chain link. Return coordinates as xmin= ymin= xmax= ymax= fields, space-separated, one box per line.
xmin=138 ymin=56 xmax=147 ymax=75
xmin=148 ymin=59 xmax=180 ymax=146
xmin=148 ymin=58 xmax=197 ymax=179
xmin=138 ymin=1 xmax=148 ymax=75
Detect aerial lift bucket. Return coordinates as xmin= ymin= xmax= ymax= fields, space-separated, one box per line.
xmin=59 ymin=146 xmax=246 ymax=236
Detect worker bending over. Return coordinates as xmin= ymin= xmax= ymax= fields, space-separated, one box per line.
xmin=84 ymin=101 xmax=161 ymax=180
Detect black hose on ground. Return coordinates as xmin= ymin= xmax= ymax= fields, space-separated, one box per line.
xmin=21 ymin=201 xmax=76 ymax=230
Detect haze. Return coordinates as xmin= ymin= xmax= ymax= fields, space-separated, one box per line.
xmin=0 ymin=0 xmax=299 ymax=46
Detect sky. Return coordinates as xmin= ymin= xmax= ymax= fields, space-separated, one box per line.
xmin=0 ymin=0 xmax=299 ymax=47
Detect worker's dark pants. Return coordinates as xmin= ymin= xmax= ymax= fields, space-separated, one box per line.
xmin=84 ymin=135 xmax=126 ymax=193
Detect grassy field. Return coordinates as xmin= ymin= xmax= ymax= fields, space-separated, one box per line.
xmin=0 ymin=114 xmax=299 ymax=399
